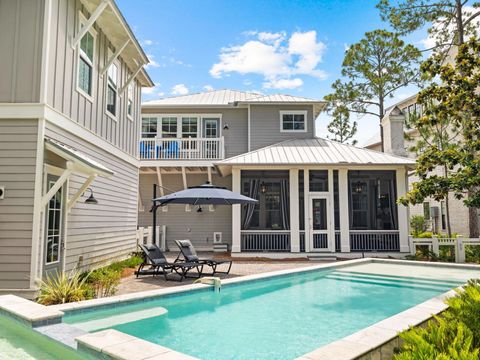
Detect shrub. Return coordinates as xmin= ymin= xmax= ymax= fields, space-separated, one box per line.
xmin=410 ymin=215 xmax=426 ymax=237
xmin=37 ymin=270 xmax=91 ymax=305
xmin=86 ymin=267 xmax=121 ymax=298
xmin=417 ymin=231 xmax=433 ymax=238
xmin=107 ymin=255 xmax=143 ymax=272
xmin=465 ymin=245 xmax=480 ymax=263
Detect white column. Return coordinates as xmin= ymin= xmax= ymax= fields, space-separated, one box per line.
xmin=338 ymin=169 xmax=350 ymax=252
xmin=396 ymin=167 xmax=410 ymax=252
xmin=290 ymin=169 xmax=300 ymax=252
xmin=328 ymin=169 xmax=335 ymax=252
xmin=304 ymin=169 xmax=310 ymax=252
xmin=231 ymin=168 xmax=241 ymax=253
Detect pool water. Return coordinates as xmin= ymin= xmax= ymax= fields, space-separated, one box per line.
xmin=0 ymin=315 xmax=88 ymax=360
xmin=65 ymin=264 xmax=471 ymax=360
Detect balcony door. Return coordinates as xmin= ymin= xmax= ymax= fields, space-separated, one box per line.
xmin=203 ymin=118 xmax=220 ymax=159
xmin=309 ymin=195 xmax=331 ymax=251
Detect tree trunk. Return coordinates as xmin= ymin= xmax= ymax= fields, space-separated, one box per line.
xmin=379 ymin=98 xmax=385 ymax=152
xmin=468 ymin=189 xmax=479 ymax=237
xmin=444 ymin=165 xmax=452 ymax=238
xmin=455 ymin=0 xmax=464 ymax=45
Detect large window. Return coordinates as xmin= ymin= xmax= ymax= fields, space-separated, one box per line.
xmin=348 ymin=171 xmax=398 ymax=230
xmin=46 ymin=181 xmax=63 ymax=264
xmin=106 ymin=63 xmax=118 ymax=117
xmin=141 ymin=117 xmax=157 ymax=138
xmin=280 ymin=111 xmax=307 ymax=132
xmin=77 ymin=23 xmax=95 ymax=97
xmin=127 ymin=83 xmax=134 ymax=119
xmin=181 ymin=117 xmax=198 ymax=138
xmin=161 ymin=117 xmax=177 ymax=138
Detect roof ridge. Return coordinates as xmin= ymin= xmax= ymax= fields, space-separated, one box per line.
xmin=142 ymin=88 xmax=262 ymax=105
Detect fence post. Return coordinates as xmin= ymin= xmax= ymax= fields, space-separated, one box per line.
xmin=409 ymin=236 xmax=415 ymax=255
xmin=456 ymin=237 xmax=465 ymax=263
xmin=432 ymin=237 xmax=439 ymax=256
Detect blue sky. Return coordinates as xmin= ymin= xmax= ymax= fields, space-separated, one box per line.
xmin=117 ymin=0 xmax=428 ymax=144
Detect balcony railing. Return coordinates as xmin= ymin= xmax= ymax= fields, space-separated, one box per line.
xmin=241 ymin=231 xmax=291 ymax=252
xmin=350 ymin=230 xmax=400 ymax=252
xmin=139 ymin=137 xmax=225 ymax=160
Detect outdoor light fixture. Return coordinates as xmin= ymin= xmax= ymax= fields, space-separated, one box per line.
xmin=223 ymin=123 xmax=230 ymax=130
xmin=353 ymin=181 xmax=364 ymax=194
xmin=260 ymin=181 xmax=268 ymax=194
xmin=197 ymin=206 xmax=203 ymax=213
xmin=84 ymin=188 xmax=98 ymax=204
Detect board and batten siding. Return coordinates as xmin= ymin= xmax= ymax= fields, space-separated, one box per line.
xmin=141 ymin=107 xmax=248 ymax=158
xmin=44 ymin=123 xmax=139 ymax=272
xmin=45 ymin=0 xmax=141 ymax=157
xmin=0 ymin=0 xmax=44 ymax=103
xmin=138 ymin=173 xmax=233 ymax=250
xmin=0 ymin=119 xmax=40 ymax=290
xmin=250 ymin=105 xmax=315 ymax=151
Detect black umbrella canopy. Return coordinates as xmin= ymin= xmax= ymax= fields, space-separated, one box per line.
xmin=153 ymin=182 xmax=258 ymax=206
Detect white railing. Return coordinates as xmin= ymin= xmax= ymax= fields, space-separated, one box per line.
xmin=139 ymin=137 xmax=225 ymax=160
xmin=241 ymin=230 xmax=291 ymax=252
xmin=350 ymin=230 xmax=400 ymax=252
xmin=409 ymin=236 xmax=480 ymax=263
xmin=136 ymin=225 xmax=167 ymax=251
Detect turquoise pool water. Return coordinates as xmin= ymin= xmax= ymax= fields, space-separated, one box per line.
xmin=65 ymin=266 xmax=467 ymax=360
xmin=0 ymin=315 xmax=87 ymax=360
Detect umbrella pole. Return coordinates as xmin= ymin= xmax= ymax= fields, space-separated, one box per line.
xmin=152 ymin=183 xmax=157 ymax=246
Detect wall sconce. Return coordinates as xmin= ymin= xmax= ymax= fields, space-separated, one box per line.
xmin=84 ymin=188 xmax=98 ymax=204
xmin=260 ymin=181 xmax=268 ymax=194
xmin=353 ymin=181 xmax=364 ymax=194
xmin=197 ymin=206 xmax=203 ymax=213
xmin=223 ymin=124 xmax=230 ymax=130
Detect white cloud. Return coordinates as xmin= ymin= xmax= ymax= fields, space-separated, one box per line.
xmin=145 ymin=54 xmax=161 ymax=68
xmin=171 ymin=84 xmax=189 ymax=96
xmin=210 ymin=30 xmax=327 ymax=89
xmin=203 ymin=85 xmax=214 ymax=91
xmin=142 ymin=39 xmax=154 ymax=46
xmin=142 ymin=82 xmax=161 ymax=95
xmin=263 ymin=78 xmax=303 ymax=89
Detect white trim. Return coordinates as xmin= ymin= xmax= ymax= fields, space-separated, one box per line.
xmin=303 ymin=169 xmax=310 ymax=252
xmin=105 ymin=52 xmax=119 ymax=121
xmin=67 ymin=174 xmax=97 ymax=211
xmin=71 ymin=0 xmax=109 ymax=48
xmin=231 ymin=168 xmax=241 ymax=252
xmin=44 ymin=179 xmax=63 ymax=266
xmin=308 ymin=194 xmax=332 ymax=252
xmin=338 ymin=169 xmax=350 ymax=252
xmin=41 ymin=163 xmax=73 ymax=208
xmin=119 ymin=63 xmax=144 ymax=95
xmin=396 ymin=168 xmax=410 ymax=252
xmin=289 ymin=169 xmax=300 ymax=252
xmin=247 ymin=104 xmax=251 ymax=152
xmin=39 ymin=0 xmax=52 ymax=103
xmin=75 ymin=12 xmax=97 ymax=103
xmin=126 ymin=82 xmax=135 ymax=121
xmin=101 ymin=38 xmax=130 ymax=76
xmin=279 ymin=110 xmax=308 ymax=133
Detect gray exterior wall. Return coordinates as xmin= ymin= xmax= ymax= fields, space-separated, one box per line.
xmin=0 ymin=0 xmax=44 ymax=103
xmin=0 ymin=119 xmax=40 ymax=290
xmin=45 ymin=123 xmax=139 ymax=271
xmin=45 ymin=0 xmax=142 ymax=157
xmin=138 ymin=173 xmax=232 ymax=251
xmin=250 ymin=104 xmax=315 ymax=150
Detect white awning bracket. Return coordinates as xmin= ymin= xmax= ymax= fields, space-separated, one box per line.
xmin=101 ymin=38 xmax=131 ymax=76
xmin=67 ymin=174 xmax=97 ymax=211
xmin=41 ymin=162 xmax=73 ymax=208
xmin=119 ymin=63 xmax=144 ymax=94
xmin=71 ymin=0 xmax=111 ymax=49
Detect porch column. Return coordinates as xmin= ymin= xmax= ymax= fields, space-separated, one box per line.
xmin=328 ymin=169 xmax=335 ymax=252
xmin=304 ymin=169 xmax=310 ymax=252
xmin=338 ymin=169 xmax=350 ymax=252
xmin=289 ymin=169 xmax=300 ymax=252
xmin=396 ymin=167 xmax=410 ymax=252
xmin=231 ymin=168 xmax=241 ymax=253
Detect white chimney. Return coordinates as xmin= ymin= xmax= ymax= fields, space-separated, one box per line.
xmin=381 ymin=106 xmax=407 ymax=157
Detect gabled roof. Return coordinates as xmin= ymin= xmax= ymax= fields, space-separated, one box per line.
xmin=215 ymin=138 xmax=415 ymax=176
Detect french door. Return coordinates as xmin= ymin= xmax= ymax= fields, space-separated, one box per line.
xmin=309 ymin=195 xmax=331 ymax=251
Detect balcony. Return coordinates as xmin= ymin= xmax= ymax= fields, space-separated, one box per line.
xmin=139 ymin=137 xmax=225 ymax=161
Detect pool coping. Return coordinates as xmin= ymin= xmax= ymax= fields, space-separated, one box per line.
xmin=48 ymin=258 xmax=479 ymax=360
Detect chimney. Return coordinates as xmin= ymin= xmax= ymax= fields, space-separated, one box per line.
xmin=381 ymin=106 xmax=407 ymax=156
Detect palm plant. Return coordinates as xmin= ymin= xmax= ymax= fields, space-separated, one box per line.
xmin=37 ymin=270 xmax=91 ymax=305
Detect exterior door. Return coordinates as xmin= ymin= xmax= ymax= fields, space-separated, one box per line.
xmin=43 ymin=174 xmax=65 ymax=277
xmin=309 ymin=196 xmax=330 ymax=251
xmin=203 ymin=118 xmax=220 ymax=158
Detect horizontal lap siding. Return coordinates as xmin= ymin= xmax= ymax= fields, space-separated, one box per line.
xmin=138 ymin=173 xmax=232 ymax=250
xmin=0 ymin=119 xmax=39 ymax=289
xmin=250 ymin=105 xmax=315 ymax=150
xmin=45 ymin=124 xmax=139 ymax=272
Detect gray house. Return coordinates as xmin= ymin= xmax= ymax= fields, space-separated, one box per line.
xmin=0 ymin=0 xmax=153 ymax=298
xmin=139 ymin=90 xmax=415 ymax=258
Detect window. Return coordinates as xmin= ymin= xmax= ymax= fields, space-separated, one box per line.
xmin=77 ymin=22 xmax=95 ymax=97
xmin=161 ymin=117 xmax=177 ymax=138
xmin=106 ymin=63 xmax=118 ymax=117
xmin=141 ymin=117 xmax=157 ymax=138
xmin=127 ymin=83 xmax=134 ymax=119
xmin=309 ymin=170 xmax=329 ymax=192
xmin=181 ymin=117 xmax=198 ymax=138
xmin=46 ymin=181 xmax=63 ymax=264
xmin=280 ymin=111 xmax=307 ymax=132
xmin=203 ymin=118 xmax=219 ymax=138
xmin=423 ymin=202 xmax=430 ymax=220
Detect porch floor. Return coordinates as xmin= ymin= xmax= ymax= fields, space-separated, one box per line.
xmin=117 ymin=252 xmax=327 ymax=295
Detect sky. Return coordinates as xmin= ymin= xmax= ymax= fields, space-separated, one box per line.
xmin=116 ymin=0 xmax=430 ymax=145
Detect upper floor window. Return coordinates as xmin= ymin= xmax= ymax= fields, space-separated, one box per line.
xmin=142 ymin=117 xmax=157 ymax=138
xmin=127 ymin=83 xmax=134 ymax=119
xmin=182 ymin=117 xmax=198 ymax=138
xmin=161 ymin=117 xmax=177 ymax=138
xmin=280 ymin=111 xmax=307 ymax=132
xmin=106 ymin=63 xmax=118 ymax=118
xmin=77 ymin=21 xmax=95 ymax=98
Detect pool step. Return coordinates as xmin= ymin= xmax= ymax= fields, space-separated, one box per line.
xmin=332 ymin=271 xmax=461 ymax=287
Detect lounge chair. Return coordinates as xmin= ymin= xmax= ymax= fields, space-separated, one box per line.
xmin=136 ymin=244 xmax=203 ymax=282
xmin=174 ymin=239 xmax=232 ymax=275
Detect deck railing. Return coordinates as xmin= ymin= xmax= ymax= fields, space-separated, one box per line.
xmin=410 ymin=236 xmax=480 ymax=263
xmin=139 ymin=137 xmax=224 ymax=160
xmin=241 ymin=231 xmax=291 ymax=252
xmin=350 ymin=230 xmax=400 ymax=252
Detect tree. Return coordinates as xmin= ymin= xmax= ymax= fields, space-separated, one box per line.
xmin=324 ymin=30 xmax=421 ymax=151
xmin=399 ymin=38 xmax=480 ymax=237
xmin=378 ymin=0 xmax=480 ymax=54
xmin=326 ymin=106 xmax=358 ymax=145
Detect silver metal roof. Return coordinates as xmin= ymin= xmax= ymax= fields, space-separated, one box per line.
xmin=215 ymin=138 xmax=415 ymax=175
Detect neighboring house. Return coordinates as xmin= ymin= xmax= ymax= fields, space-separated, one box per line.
xmin=364 ymin=96 xmax=478 ymax=236
xmin=0 ymin=0 xmax=153 ymax=298
xmin=139 ymin=89 xmax=415 ymax=258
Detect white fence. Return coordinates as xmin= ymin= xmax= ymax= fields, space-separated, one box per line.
xmin=139 ymin=137 xmax=225 ymax=160
xmin=136 ymin=225 xmax=167 ymax=251
xmin=409 ymin=236 xmax=480 ymax=263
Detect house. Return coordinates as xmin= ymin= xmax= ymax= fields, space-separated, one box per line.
xmin=0 ymin=0 xmax=153 ymax=298
xmin=364 ymin=96 xmax=479 ymax=237
xmin=139 ymin=90 xmax=415 ymax=257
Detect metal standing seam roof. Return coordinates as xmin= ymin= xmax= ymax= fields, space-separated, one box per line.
xmin=215 ymin=138 xmax=416 ymax=175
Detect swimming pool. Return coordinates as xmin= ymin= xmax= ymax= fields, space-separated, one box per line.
xmin=64 ymin=260 xmax=479 ymax=360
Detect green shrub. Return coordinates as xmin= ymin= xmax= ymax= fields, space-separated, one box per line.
xmin=107 ymin=256 xmax=143 ymax=272
xmin=465 ymin=245 xmax=480 ymax=263
xmin=410 ymin=215 xmax=427 ymax=237
xmin=417 ymin=231 xmax=433 ymax=238
xmin=86 ymin=267 xmax=121 ymax=298
xmin=37 ymin=270 xmax=91 ymax=305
